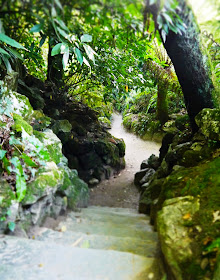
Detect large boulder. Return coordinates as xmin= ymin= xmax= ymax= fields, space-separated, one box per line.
xmin=157 ymin=196 xmax=200 ymax=280
xmin=140 ymin=154 xmax=160 ymax=170
xmin=139 ymin=168 xmax=155 ymax=185
xmin=134 ymin=168 xmax=149 ymax=186
xmin=195 ymin=108 xmax=220 ymax=141
xmin=139 ymin=178 xmax=164 ymax=214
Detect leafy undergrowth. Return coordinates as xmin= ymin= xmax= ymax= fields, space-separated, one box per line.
xmin=118 ymin=88 xmax=185 ymax=141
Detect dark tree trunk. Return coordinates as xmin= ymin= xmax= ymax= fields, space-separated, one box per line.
xmin=47 ymin=43 xmax=63 ymax=86
xmin=161 ymin=1 xmax=214 ymax=132
xmin=157 ymin=82 xmax=169 ymax=125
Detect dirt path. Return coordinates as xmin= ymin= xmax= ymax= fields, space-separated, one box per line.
xmin=89 ymin=113 xmax=161 ymax=209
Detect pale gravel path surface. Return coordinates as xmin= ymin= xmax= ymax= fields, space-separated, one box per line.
xmin=89 ymin=113 xmax=161 ymax=209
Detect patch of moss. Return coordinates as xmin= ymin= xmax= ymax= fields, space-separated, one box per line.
xmin=22 ymin=163 xmax=63 ymax=205
xmin=12 ymin=113 xmax=33 ymax=135
xmin=31 ymin=110 xmax=51 ymax=131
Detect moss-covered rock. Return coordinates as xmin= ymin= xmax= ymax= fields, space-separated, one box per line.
xmin=139 ymin=178 xmax=164 ymax=215
xmin=60 ymin=167 xmax=88 ymax=209
xmin=157 ymin=196 xmax=200 ymax=280
xmin=12 ymin=113 xmax=33 ymax=135
xmin=5 ymin=91 xmax=34 ymax=120
xmin=43 ymin=129 xmax=63 ymax=164
xmin=51 ymin=119 xmax=72 ymax=135
xmin=195 ymin=108 xmax=220 ymax=141
xmin=98 ymin=116 xmax=111 ymax=129
xmin=154 ymin=157 xmax=220 ymax=279
xmin=22 ymin=162 xmax=63 ymax=205
xmin=175 ymin=114 xmax=190 ymax=131
xmin=30 ymin=110 xmax=51 ymax=131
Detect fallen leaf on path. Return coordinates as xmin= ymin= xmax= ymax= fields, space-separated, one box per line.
xmin=71 ymin=236 xmax=83 ymax=247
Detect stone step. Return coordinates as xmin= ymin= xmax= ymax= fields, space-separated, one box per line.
xmin=70 ymin=206 xmax=149 ymax=221
xmin=81 ymin=206 xmax=140 ymax=215
xmin=55 ymin=215 xmax=154 ymax=239
xmin=0 ymin=235 xmax=161 ymax=280
xmin=31 ymin=227 xmax=158 ymax=257
xmin=43 ymin=206 xmax=155 ymax=240
xmin=67 ymin=206 xmax=150 ymax=225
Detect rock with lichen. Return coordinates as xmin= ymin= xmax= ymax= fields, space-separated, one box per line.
xmin=195 ymin=108 xmax=220 ymax=141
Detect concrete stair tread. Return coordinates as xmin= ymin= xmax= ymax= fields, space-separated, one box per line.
xmin=67 ymin=209 xmax=150 ymax=226
xmin=0 ymin=235 xmax=160 ymax=280
xmin=44 ymin=206 xmax=155 ymax=239
xmin=31 ymin=227 xmax=158 ymax=257
xmin=79 ymin=206 xmax=142 ymax=216
xmin=55 ymin=218 xmax=153 ymax=239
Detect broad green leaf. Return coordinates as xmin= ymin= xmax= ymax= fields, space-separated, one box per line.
xmin=10 ymin=156 xmax=20 ymax=171
xmin=3 ymin=157 xmax=10 ymax=173
xmin=30 ymin=23 xmax=43 ymax=33
xmin=51 ymin=6 xmax=57 ymax=18
xmin=83 ymin=56 xmax=91 ymax=67
xmin=2 ymin=56 xmax=12 ymax=73
xmin=0 ymin=196 xmax=3 ymax=205
xmin=62 ymin=46 xmax=69 ymax=69
xmin=162 ymin=13 xmax=173 ymax=25
xmin=60 ymin=43 xmax=68 ymax=54
xmin=21 ymin=153 xmax=38 ymax=167
xmin=169 ymin=24 xmax=178 ymax=34
xmin=0 ymin=33 xmax=26 ymax=50
xmin=16 ymin=173 xmax=27 ymax=202
xmin=206 ymin=238 xmax=220 ymax=252
xmin=74 ymin=47 xmax=83 ymax=65
xmin=57 ymin=27 xmax=70 ymax=40
xmin=8 ymin=221 xmax=16 ymax=232
xmin=51 ymin=43 xmax=63 ymax=56
xmin=39 ymin=35 xmax=47 ymax=47
xmin=55 ymin=19 xmax=69 ymax=32
xmin=0 ymin=149 xmax=7 ymax=160
xmin=161 ymin=29 xmax=166 ymax=42
xmin=157 ymin=15 xmax=163 ymax=30
xmin=0 ymin=47 xmax=9 ymax=56
xmin=80 ymin=34 xmax=92 ymax=43
xmin=83 ymin=44 xmax=97 ymax=63
xmin=7 ymin=47 xmax=23 ymax=60
xmin=54 ymin=0 xmax=62 ymax=10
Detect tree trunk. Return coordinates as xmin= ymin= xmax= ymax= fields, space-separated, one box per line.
xmin=161 ymin=1 xmax=214 ymax=132
xmin=47 ymin=43 xmax=63 ymax=86
xmin=157 ymin=81 xmax=169 ymax=125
